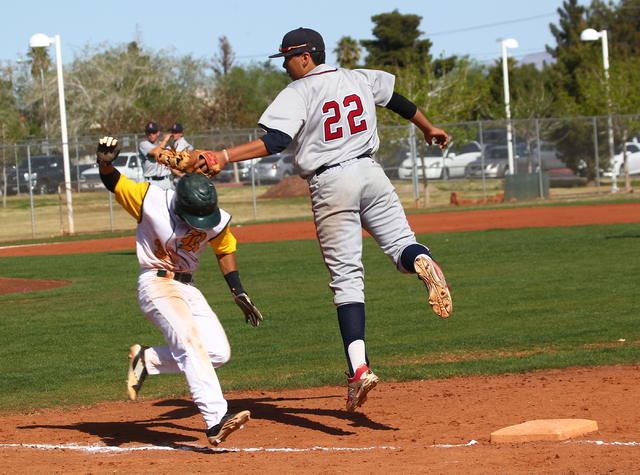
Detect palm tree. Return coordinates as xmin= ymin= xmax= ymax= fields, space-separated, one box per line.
xmin=334 ymin=36 xmax=362 ymax=69
xmin=27 ymin=47 xmax=51 ymax=139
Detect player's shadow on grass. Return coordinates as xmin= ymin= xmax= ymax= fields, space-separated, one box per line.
xmin=19 ymin=395 xmax=396 ymax=447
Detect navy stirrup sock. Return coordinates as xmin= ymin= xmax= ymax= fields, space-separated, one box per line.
xmin=400 ymin=244 xmax=431 ymax=274
xmin=337 ymin=303 xmax=367 ymax=377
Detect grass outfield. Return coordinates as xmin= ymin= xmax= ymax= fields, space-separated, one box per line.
xmin=0 ymin=223 xmax=638 ymax=413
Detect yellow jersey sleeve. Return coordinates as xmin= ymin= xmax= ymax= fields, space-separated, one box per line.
xmin=113 ymin=174 xmax=150 ymax=222
xmin=209 ymin=225 xmax=237 ymax=255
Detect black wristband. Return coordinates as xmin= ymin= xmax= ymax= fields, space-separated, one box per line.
xmin=224 ymin=270 xmax=245 ymax=296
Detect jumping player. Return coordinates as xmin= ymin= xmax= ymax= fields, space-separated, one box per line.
xmin=96 ymin=136 xmax=262 ymax=446
xmin=200 ymin=28 xmax=452 ymax=412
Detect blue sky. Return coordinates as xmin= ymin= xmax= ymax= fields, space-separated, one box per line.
xmin=4 ymin=0 xmax=589 ymax=68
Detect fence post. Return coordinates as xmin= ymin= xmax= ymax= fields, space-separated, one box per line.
xmin=250 ymin=131 xmax=258 ymax=220
xmin=535 ymin=119 xmax=544 ymax=199
xmin=27 ymin=145 xmax=35 ymax=238
xmin=409 ymin=124 xmax=419 ymax=207
xmin=479 ymin=121 xmax=486 ymax=203
xmin=592 ymin=117 xmax=601 ymax=194
xmin=109 ymin=192 xmax=114 ymax=232
xmin=75 ymin=141 xmax=81 ymax=193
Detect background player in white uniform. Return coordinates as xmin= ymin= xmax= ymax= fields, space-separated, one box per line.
xmin=96 ymin=136 xmax=261 ymax=446
xmin=138 ymin=122 xmax=174 ymax=190
xmin=199 ymin=28 xmax=452 ymax=412
xmin=169 ymin=123 xmax=194 ymax=186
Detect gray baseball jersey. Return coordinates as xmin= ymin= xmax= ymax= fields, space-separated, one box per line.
xmin=173 ymin=137 xmax=194 ymax=153
xmin=139 ymin=139 xmax=172 ymax=179
xmin=259 ymin=64 xmax=395 ymax=177
xmin=259 ymin=63 xmax=418 ymax=306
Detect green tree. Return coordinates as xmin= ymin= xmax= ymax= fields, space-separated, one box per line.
xmin=204 ymin=61 xmax=289 ymax=130
xmin=546 ymin=0 xmax=593 ymax=109
xmin=211 ymin=36 xmax=235 ymax=76
xmin=334 ymin=36 xmax=362 ymax=69
xmin=361 ymin=10 xmax=432 ymax=70
xmin=46 ymin=41 xmax=210 ymax=136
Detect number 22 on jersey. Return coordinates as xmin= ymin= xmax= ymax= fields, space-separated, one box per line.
xmin=322 ymin=94 xmax=368 ymax=141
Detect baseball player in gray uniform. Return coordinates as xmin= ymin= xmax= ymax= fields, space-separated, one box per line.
xmin=96 ymin=136 xmax=262 ymax=446
xmin=200 ymin=27 xmax=452 ymax=412
xmin=170 ymin=123 xmax=194 ymax=186
xmin=138 ymin=122 xmax=174 ymax=190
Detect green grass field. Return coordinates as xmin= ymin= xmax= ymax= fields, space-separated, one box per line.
xmin=0 ymin=222 xmax=639 ymax=414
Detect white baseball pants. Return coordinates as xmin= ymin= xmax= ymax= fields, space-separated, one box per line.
xmin=137 ymin=271 xmax=230 ymax=429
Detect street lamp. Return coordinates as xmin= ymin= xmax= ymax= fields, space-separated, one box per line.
xmin=580 ymin=28 xmax=618 ymax=193
xmin=29 ymin=33 xmax=74 ymax=232
xmin=501 ymin=38 xmax=518 ymax=175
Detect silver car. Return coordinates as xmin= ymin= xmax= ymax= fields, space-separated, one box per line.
xmin=253 ymin=154 xmax=296 ymax=183
xmin=217 ymin=160 xmax=254 ymax=183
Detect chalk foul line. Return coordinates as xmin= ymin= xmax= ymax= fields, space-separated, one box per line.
xmin=4 ymin=440 xmax=638 ymax=454
xmin=0 ymin=440 xmax=479 ymax=454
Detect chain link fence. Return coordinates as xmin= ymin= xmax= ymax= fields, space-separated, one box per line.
xmin=0 ymin=115 xmax=636 ymax=241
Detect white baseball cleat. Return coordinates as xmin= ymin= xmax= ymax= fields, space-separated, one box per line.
xmin=126 ymin=344 xmax=148 ymax=401
xmin=346 ymin=364 xmax=379 ymax=412
xmin=415 ymin=254 xmax=452 ymax=318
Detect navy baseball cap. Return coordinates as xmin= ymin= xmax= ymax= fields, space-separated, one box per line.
xmin=269 ymin=28 xmax=325 ymax=58
xmin=171 ymin=123 xmax=183 ymax=133
xmin=145 ymin=122 xmax=159 ymax=133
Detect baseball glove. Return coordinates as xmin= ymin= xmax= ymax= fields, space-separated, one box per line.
xmin=233 ymin=292 xmax=264 ymax=327
xmin=155 ymin=148 xmax=221 ymax=178
xmin=96 ymin=136 xmax=122 ymax=164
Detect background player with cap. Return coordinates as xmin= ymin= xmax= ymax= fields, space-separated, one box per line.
xmin=138 ymin=122 xmax=174 ymax=189
xmin=196 ymin=27 xmax=452 ymax=413
xmin=95 ymin=136 xmax=262 ymax=446
xmin=169 ymin=123 xmax=194 ymax=186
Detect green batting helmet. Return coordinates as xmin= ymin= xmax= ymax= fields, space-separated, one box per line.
xmin=173 ymin=173 xmax=221 ymax=230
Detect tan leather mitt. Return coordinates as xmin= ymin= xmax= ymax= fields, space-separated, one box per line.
xmin=155 ymin=148 xmax=222 ymax=178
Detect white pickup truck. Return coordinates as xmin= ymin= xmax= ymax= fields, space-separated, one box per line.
xmin=79 ymin=152 xmax=144 ymax=190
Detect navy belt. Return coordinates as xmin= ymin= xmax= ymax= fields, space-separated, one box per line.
xmin=315 ymin=154 xmax=371 ymax=176
xmin=157 ymin=270 xmax=193 ymax=283
xmin=147 ymin=176 xmax=169 ymax=181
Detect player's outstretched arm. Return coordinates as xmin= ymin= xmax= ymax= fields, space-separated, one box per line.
xmin=385 ymin=92 xmax=449 ymax=149
xmin=411 ymin=110 xmax=449 ymax=149
xmin=198 ymin=139 xmax=270 ymax=174
xmin=217 ymin=252 xmax=264 ymax=327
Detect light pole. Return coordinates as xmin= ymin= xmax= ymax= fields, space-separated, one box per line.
xmin=501 ymin=38 xmax=518 ymax=175
xmin=29 ymin=33 xmax=74 ymax=233
xmin=580 ymin=28 xmax=618 ymax=193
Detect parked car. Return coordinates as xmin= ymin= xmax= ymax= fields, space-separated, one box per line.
xmin=3 ymin=155 xmax=91 ymax=195
xmin=397 ymin=141 xmax=486 ymax=180
xmin=464 ymin=145 xmax=527 ymax=178
xmin=611 ymin=141 xmax=640 ymax=177
xmin=252 ymin=153 xmax=296 ymax=183
xmin=216 ymin=160 xmax=254 ymax=183
xmin=533 ymin=142 xmax=587 ymax=185
xmin=79 ymin=152 xmax=143 ymax=190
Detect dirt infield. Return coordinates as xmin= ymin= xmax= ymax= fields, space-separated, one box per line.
xmin=1 ymin=202 xmax=640 ymax=474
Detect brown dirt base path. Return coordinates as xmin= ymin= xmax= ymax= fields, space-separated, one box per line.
xmin=1 ymin=203 xmax=640 ymax=474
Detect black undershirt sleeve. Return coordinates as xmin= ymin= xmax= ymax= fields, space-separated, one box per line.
xmin=99 ymin=167 xmax=121 ymax=193
xmin=258 ymin=125 xmax=293 ymax=155
xmin=385 ymin=92 xmax=418 ymax=120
